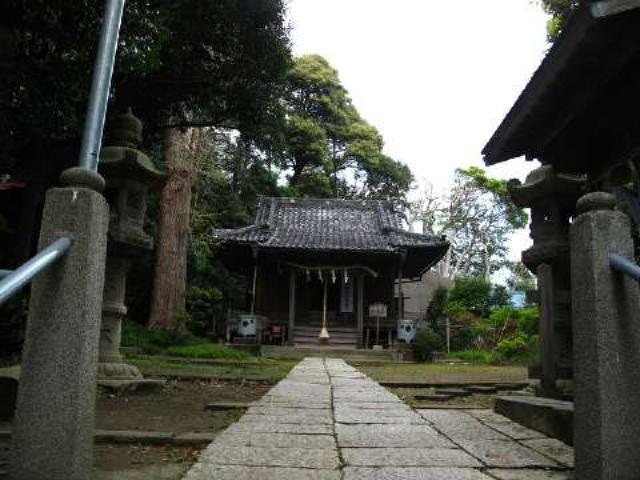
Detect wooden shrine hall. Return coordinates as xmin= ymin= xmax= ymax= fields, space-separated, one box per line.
xmin=214 ymin=197 xmax=449 ymax=347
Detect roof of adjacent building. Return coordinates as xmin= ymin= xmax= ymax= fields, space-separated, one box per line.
xmin=482 ymin=0 xmax=640 ymax=172
xmin=214 ymin=197 xmax=449 ymax=275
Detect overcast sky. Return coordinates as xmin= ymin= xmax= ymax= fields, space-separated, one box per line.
xmin=287 ymin=0 xmax=550 ymax=271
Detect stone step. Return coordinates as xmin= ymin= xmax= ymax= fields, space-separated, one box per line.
xmin=293 ymin=326 xmax=358 ymax=334
xmin=295 ymin=340 xmax=358 ymax=348
xmin=413 ymin=394 xmax=453 ymax=402
xmin=261 ymin=345 xmax=394 ymax=360
xmin=205 ymin=402 xmax=251 ymax=411
xmin=293 ymin=330 xmax=359 ymax=338
xmin=434 ymin=388 xmax=472 ymax=397
xmin=293 ymin=326 xmax=359 ymax=348
xmin=494 ymin=395 xmax=574 ymax=446
xmin=464 ymin=385 xmax=498 ymax=394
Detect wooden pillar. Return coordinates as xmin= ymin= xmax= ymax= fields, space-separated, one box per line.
xmin=397 ymin=263 xmax=404 ymax=321
xmin=357 ymin=275 xmax=364 ymax=348
xmin=288 ymin=270 xmax=296 ymax=345
xmin=250 ymin=263 xmax=258 ymax=314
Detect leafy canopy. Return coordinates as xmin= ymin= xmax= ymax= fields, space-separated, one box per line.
xmin=280 ymin=54 xmax=413 ymax=200
xmin=539 ymin=0 xmax=579 ymax=41
xmin=411 ymin=167 xmax=528 ymax=279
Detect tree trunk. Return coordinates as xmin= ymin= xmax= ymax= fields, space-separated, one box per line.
xmin=148 ymin=127 xmax=199 ymax=330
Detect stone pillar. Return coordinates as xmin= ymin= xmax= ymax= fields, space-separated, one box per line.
xmin=537 ymin=264 xmax=556 ymax=395
xmin=97 ymin=257 xmax=144 ymax=385
xmin=100 ymin=258 xmax=129 ymax=363
xmin=571 ymin=192 xmax=640 ymax=479
xmin=10 ymin=168 xmax=109 ymax=480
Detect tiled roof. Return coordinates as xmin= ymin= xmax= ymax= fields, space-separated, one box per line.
xmin=214 ymin=197 xmax=448 ymax=255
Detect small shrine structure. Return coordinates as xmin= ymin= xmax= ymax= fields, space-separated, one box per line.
xmin=214 ymin=197 xmax=448 ymax=347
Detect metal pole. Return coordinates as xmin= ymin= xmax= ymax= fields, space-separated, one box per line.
xmin=78 ymin=0 xmax=126 ymax=171
xmin=0 ymin=237 xmax=72 ymax=306
xmin=610 ymin=253 xmax=640 ymax=281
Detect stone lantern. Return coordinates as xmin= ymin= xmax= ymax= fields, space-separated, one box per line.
xmin=507 ymin=165 xmax=585 ymax=398
xmin=97 ymin=109 xmax=166 ymax=390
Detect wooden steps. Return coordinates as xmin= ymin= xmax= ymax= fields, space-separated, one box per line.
xmin=293 ymin=324 xmax=359 ymax=348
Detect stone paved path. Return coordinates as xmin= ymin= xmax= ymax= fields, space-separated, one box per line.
xmin=183 ymin=358 xmax=574 ymax=480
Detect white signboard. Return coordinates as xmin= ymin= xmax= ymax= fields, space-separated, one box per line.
xmin=369 ymin=303 xmax=387 ymax=318
xmin=340 ymin=279 xmax=354 ymax=313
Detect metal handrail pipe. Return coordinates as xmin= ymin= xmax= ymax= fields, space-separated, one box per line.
xmin=78 ymin=0 xmax=126 ymax=171
xmin=0 ymin=237 xmax=73 ymax=306
xmin=0 ymin=270 xmax=12 ymax=279
xmin=610 ymin=253 xmax=640 ymax=281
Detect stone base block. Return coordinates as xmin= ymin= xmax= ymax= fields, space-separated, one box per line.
xmin=494 ymin=396 xmax=573 ymax=446
xmin=97 ymin=362 xmax=143 ymax=380
xmin=98 ymin=378 xmax=165 ymax=394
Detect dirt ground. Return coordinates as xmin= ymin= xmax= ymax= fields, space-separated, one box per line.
xmin=93 ymin=379 xmax=270 ymax=476
xmin=95 ymin=379 xmax=269 ymax=433
xmin=94 ymin=444 xmax=197 ymax=472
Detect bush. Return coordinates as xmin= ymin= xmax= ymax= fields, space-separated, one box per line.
xmin=412 ymin=328 xmax=442 ymax=362
xmin=493 ymin=333 xmax=538 ymax=363
xmin=185 ymin=285 xmax=222 ymax=336
xmin=490 ymin=285 xmax=511 ymax=308
xmin=426 ymin=286 xmax=448 ymax=328
xmin=121 ymin=320 xmax=204 ymax=353
xmin=166 ymin=343 xmax=253 ymax=361
xmin=447 ymin=350 xmax=494 ymax=363
xmin=515 ymin=306 xmax=539 ymax=336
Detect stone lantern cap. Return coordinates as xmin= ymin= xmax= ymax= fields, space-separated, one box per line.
xmin=507 ymin=165 xmax=585 ymax=210
xmin=98 ymin=109 xmax=165 ymax=255
xmin=99 ymin=109 xmax=166 ymax=189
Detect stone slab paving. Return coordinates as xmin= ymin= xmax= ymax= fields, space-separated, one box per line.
xmin=182 ymin=358 xmax=574 ymax=479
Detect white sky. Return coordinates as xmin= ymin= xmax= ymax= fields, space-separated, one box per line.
xmin=287 ymin=0 xmax=550 ymax=273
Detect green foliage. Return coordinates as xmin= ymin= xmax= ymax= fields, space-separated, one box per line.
xmin=441 ymin=280 xmax=540 ymax=359
xmin=457 ymin=167 xmax=528 ymax=230
xmin=281 ymin=54 xmax=413 ymax=200
xmin=490 ymin=285 xmax=511 ymax=309
xmin=2 ymin=0 xmax=291 ymax=171
xmin=448 ymin=277 xmax=492 ymax=317
xmin=426 ymin=287 xmax=449 ymax=328
xmin=412 ymin=168 xmax=528 ymax=279
xmin=186 ymin=285 xmax=223 ymax=336
xmin=515 ymin=306 xmax=540 ymax=337
xmin=165 ymin=343 xmax=252 ymax=361
xmin=494 ymin=334 xmax=538 ymax=362
xmin=447 ymin=350 xmax=494 ymax=363
xmin=122 ymin=319 xmax=203 ymax=353
xmin=412 ymin=328 xmax=443 ymax=362
xmin=540 ymin=0 xmax=579 ymax=41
